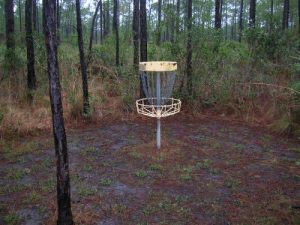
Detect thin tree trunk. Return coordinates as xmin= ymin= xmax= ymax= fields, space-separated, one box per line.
xmin=140 ymin=0 xmax=147 ymax=98
xmin=298 ymin=0 xmax=300 ymax=35
xmin=95 ymin=15 xmax=98 ymax=44
xmin=156 ymin=0 xmax=162 ymax=45
xmin=133 ymin=0 xmax=139 ymax=71
xmin=186 ymin=0 xmax=192 ymax=96
xmin=176 ymin=0 xmax=180 ymax=40
xmin=215 ymin=0 xmax=222 ymax=29
xmin=5 ymin=0 xmax=15 ymax=50
xmin=89 ymin=0 xmax=102 ymax=51
xmin=57 ymin=0 xmax=60 ymax=43
xmin=113 ymin=0 xmax=119 ymax=66
xmin=225 ymin=1 xmax=228 ymax=39
xmin=106 ymin=0 xmax=110 ymax=35
xmin=36 ymin=0 xmax=40 ymax=33
xmin=33 ymin=0 xmax=37 ymax=31
xmin=103 ymin=4 xmax=106 ymax=38
xmin=249 ymin=0 xmax=256 ymax=28
xmin=19 ymin=0 xmax=22 ymax=33
xmin=100 ymin=0 xmax=103 ymax=43
xmin=42 ymin=0 xmax=73 ymax=224
xmin=269 ymin=0 xmax=273 ymax=32
xmin=238 ymin=0 xmax=243 ymax=41
xmin=75 ymin=0 xmax=90 ymax=117
xmin=233 ymin=0 xmax=237 ymax=40
xmin=25 ymin=0 xmax=37 ymax=96
xmin=140 ymin=0 xmax=147 ymax=62
xmin=282 ymin=0 xmax=289 ymax=30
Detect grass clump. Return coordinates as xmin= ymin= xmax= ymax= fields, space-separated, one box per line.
xmin=224 ymin=178 xmax=240 ymax=189
xmin=100 ymin=178 xmax=113 ymax=186
xmin=78 ymin=187 xmax=97 ymax=197
xmin=4 ymin=213 xmax=21 ymax=225
xmin=39 ymin=178 xmax=55 ymax=193
xmin=23 ymin=191 xmax=42 ymax=204
xmin=195 ymin=159 xmax=213 ymax=169
xmin=135 ymin=169 xmax=148 ymax=178
xmin=5 ymin=168 xmax=26 ymax=180
xmin=149 ymin=163 xmax=163 ymax=171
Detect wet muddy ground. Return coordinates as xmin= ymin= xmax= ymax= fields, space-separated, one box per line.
xmin=0 ymin=117 xmax=300 ymax=224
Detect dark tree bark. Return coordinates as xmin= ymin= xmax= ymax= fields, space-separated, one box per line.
xmin=176 ymin=0 xmax=180 ymax=40
xmin=113 ymin=0 xmax=119 ymax=66
xmin=156 ymin=0 xmax=162 ymax=45
xmin=140 ymin=0 xmax=147 ymax=98
xmin=57 ymin=0 xmax=60 ymax=43
xmin=100 ymin=0 xmax=103 ymax=43
xmin=249 ymin=0 xmax=256 ymax=28
xmin=170 ymin=0 xmax=175 ymax=42
xmin=106 ymin=0 xmax=110 ymax=36
xmin=225 ymin=2 xmax=228 ymax=39
xmin=5 ymin=0 xmax=15 ymax=49
xmin=43 ymin=0 xmax=73 ymax=224
xmin=232 ymin=0 xmax=237 ymax=40
xmin=269 ymin=0 xmax=273 ymax=32
xmin=186 ymin=0 xmax=192 ymax=96
xmin=103 ymin=4 xmax=106 ymax=38
xmin=33 ymin=0 xmax=37 ymax=31
xmin=19 ymin=0 xmax=22 ymax=33
xmin=140 ymin=0 xmax=147 ymax=62
xmin=238 ymin=0 xmax=244 ymax=42
xmin=282 ymin=0 xmax=289 ymax=30
xmin=133 ymin=0 xmax=139 ymax=71
xmin=215 ymin=0 xmax=222 ymax=29
xmin=75 ymin=0 xmax=91 ymax=117
xmin=25 ymin=0 xmax=37 ymax=94
xmin=298 ymin=0 xmax=300 ymax=35
xmin=89 ymin=0 xmax=102 ymax=51
xmin=95 ymin=15 xmax=98 ymax=44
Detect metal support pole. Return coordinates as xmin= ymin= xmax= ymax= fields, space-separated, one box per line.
xmin=157 ymin=118 xmax=161 ymax=149
xmin=156 ymin=72 xmax=161 ymax=150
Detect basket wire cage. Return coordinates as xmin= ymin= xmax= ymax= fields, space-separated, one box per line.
xmin=136 ymin=61 xmax=182 ymax=149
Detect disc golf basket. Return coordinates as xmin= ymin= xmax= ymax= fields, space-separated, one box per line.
xmin=136 ymin=61 xmax=182 ymax=149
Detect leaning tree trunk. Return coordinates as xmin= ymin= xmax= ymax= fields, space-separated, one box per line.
xmin=89 ymin=0 xmax=102 ymax=51
xmin=133 ymin=0 xmax=139 ymax=71
xmin=249 ymin=0 xmax=256 ymax=28
xmin=113 ymin=0 xmax=119 ymax=66
xmin=282 ymin=0 xmax=289 ymax=30
xmin=156 ymin=0 xmax=162 ymax=46
xmin=186 ymin=0 xmax=193 ymax=96
xmin=5 ymin=0 xmax=15 ymax=50
xmin=25 ymin=0 xmax=37 ymax=97
xmin=238 ymin=0 xmax=244 ymax=42
xmin=75 ymin=0 xmax=91 ymax=117
xmin=43 ymin=0 xmax=74 ymax=224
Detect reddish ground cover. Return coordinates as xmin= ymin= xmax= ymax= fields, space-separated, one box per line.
xmin=0 ymin=117 xmax=299 ymax=224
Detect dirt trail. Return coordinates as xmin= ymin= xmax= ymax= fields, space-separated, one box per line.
xmin=0 ymin=118 xmax=299 ymax=224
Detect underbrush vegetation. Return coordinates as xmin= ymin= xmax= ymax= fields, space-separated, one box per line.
xmin=0 ymin=30 xmax=299 ymax=138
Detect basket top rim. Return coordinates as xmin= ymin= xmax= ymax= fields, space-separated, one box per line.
xmin=139 ymin=61 xmax=177 ymax=72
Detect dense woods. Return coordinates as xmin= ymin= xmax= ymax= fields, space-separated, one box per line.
xmin=0 ymin=0 xmax=298 ymax=135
